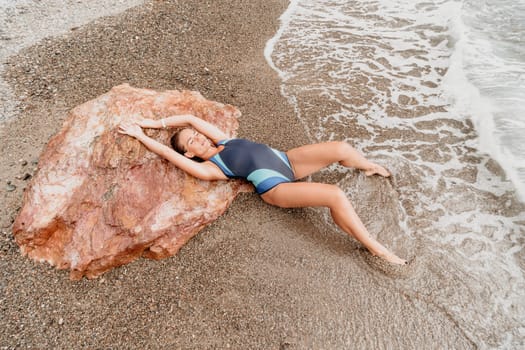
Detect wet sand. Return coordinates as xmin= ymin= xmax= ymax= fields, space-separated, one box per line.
xmin=0 ymin=1 xmax=475 ymax=348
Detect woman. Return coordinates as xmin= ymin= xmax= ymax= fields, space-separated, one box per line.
xmin=118 ymin=114 xmax=407 ymax=265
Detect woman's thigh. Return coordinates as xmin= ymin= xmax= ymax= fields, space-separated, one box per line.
xmin=286 ymin=141 xmax=346 ymax=179
xmin=261 ymin=182 xmax=341 ymax=208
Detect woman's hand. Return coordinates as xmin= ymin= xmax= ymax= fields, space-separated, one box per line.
xmin=118 ymin=122 xmax=145 ymax=139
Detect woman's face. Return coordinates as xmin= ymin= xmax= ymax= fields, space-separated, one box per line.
xmin=178 ymin=128 xmax=213 ymax=158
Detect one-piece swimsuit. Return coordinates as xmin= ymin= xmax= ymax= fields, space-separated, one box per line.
xmin=209 ymin=138 xmax=295 ymax=194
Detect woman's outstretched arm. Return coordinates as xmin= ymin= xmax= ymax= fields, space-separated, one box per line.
xmin=136 ymin=114 xmax=228 ymax=144
xmin=118 ymin=122 xmax=227 ymax=181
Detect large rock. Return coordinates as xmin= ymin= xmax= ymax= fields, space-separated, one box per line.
xmin=13 ymin=84 xmax=250 ymax=280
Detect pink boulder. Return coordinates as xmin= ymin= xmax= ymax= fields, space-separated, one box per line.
xmin=13 ymin=84 xmax=250 ymax=280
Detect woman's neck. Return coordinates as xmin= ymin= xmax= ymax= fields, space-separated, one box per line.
xmin=200 ymin=145 xmax=223 ymax=160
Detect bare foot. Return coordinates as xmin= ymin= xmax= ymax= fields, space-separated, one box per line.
xmin=364 ymin=163 xmax=391 ymax=177
xmin=373 ymin=251 xmax=407 ymax=265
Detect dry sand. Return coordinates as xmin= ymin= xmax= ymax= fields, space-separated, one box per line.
xmin=1 ymin=1 xmax=475 ymax=348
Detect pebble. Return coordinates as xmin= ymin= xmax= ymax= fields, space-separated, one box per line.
xmin=6 ymin=183 xmax=16 ymax=192
xmin=15 ymin=173 xmax=32 ymax=180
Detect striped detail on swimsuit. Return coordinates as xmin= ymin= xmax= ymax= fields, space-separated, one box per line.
xmin=209 ymin=138 xmax=295 ymax=194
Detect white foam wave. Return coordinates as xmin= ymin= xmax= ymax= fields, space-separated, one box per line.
xmin=443 ymin=0 xmax=525 ymax=201
xmin=266 ymin=0 xmax=525 ymax=348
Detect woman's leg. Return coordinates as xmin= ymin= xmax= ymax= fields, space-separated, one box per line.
xmin=262 ymin=182 xmax=407 ymax=265
xmin=286 ymin=141 xmax=390 ymax=180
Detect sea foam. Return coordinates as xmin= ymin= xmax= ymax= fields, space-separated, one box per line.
xmin=266 ymin=0 xmax=525 ymax=348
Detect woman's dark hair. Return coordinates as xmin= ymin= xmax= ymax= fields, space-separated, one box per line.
xmin=170 ymin=129 xmax=186 ymax=155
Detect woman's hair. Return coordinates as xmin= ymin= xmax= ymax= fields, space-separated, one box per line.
xmin=170 ymin=129 xmax=186 ymax=155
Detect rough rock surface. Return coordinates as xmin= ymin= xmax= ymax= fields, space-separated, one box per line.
xmin=12 ymin=84 xmax=250 ymax=280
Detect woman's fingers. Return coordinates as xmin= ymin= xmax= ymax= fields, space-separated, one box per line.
xmin=118 ymin=122 xmax=142 ymax=137
xmin=117 ymin=122 xmax=130 ymax=134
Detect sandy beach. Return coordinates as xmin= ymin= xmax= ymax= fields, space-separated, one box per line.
xmin=0 ymin=1 xmax=478 ymax=348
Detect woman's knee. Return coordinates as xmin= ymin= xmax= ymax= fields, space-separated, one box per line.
xmin=317 ymin=184 xmax=348 ymax=210
xmin=330 ymin=185 xmax=348 ymax=204
xmin=332 ymin=141 xmax=353 ymax=159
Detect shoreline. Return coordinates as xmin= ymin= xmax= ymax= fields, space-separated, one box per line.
xmin=1 ymin=1 xmax=475 ymax=348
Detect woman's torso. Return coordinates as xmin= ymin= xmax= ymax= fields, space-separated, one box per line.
xmin=209 ymin=138 xmax=295 ymax=194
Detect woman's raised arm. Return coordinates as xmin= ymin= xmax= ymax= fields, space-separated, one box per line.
xmin=136 ymin=114 xmax=228 ymax=144
xmin=118 ymin=122 xmax=226 ymax=181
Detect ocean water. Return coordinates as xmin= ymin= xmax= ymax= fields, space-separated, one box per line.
xmin=266 ymin=0 xmax=525 ymax=348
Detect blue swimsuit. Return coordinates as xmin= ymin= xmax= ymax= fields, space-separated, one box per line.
xmin=209 ymin=139 xmax=295 ymax=194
